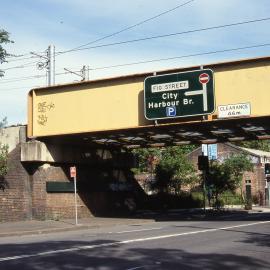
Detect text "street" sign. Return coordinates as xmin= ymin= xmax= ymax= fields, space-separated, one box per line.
xmin=144 ymin=69 xmax=215 ymax=120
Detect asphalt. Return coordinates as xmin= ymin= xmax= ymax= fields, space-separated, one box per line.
xmin=0 ymin=206 xmax=269 ymax=238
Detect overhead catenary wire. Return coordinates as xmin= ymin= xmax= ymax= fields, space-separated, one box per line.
xmin=0 ymin=71 xmax=73 ymax=84
xmin=5 ymin=49 xmax=48 ymax=60
xmin=3 ymin=16 xmax=270 ymax=72
xmin=1 ymin=60 xmax=42 ymax=71
xmin=0 ymin=74 xmax=47 ymax=83
xmin=56 ymin=0 xmax=196 ymax=56
xmin=0 ymin=85 xmax=45 ymax=91
xmin=5 ymin=15 xmax=270 ymax=71
xmin=2 ymin=42 xmax=270 ymax=84
xmin=56 ymin=17 xmax=270 ymax=54
xmin=1 ymin=1 xmax=195 ymax=61
xmin=4 ymin=55 xmax=42 ymax=63
xmin=82 ymin=43 xmax=270 ymax=70
xmin=3 ymin=15 xmax=269 ymax=66
xmin=3 ymin=4 xmax=269 ymax=71
xmin=5 ymin=53 xmax=32 ymax=59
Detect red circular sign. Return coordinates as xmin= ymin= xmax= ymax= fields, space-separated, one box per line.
xmin=70 ymin=166 xmax=76 ymax=178
xmin=199 ymin=73 xmax=210 ymax=84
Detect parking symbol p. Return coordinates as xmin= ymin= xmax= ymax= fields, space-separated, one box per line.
xmin=166 ymin=106 xmax=176 ymax=117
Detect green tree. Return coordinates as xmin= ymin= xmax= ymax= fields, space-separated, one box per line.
xmin=0 ymin=144 xmax=8 ymax=177
xmin=132 ymin=148 xmax=161 ymax=174
xmin=223 ymin=154 xmax=253 ymax=201
xmin=153 ymin=147 xmax=198 ymax=194
xmin=132 ymin=144 xmax=197 ymax=174
xmin=0 ymin=143 xmax=8 ymax=191
xmin=0 ymin=29 xmax=13 ymax=77
xmin=207 ymin=154 xmax=253 ymax=207
xmin=235 ymin=140 xmax=270 ymax=152
xmin=0 ymin=117 xmax=8 ymax=189
xmin=207 ymin=161 xmax=236 ymax=207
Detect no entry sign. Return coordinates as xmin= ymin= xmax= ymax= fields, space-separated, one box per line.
xmin=199 ymin=73 xmax=210 ymax=84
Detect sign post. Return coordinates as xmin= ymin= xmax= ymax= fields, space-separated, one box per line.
xmin=144 ymin=69 xmax=215 ymax=120
xmin=70 ymin=166 xmax=78 ymax=225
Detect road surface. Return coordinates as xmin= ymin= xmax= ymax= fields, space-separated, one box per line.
xmin=0 ymin=212 xmax=269 ymax=269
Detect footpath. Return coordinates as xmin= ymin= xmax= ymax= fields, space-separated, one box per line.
xmin=0 ymin=206 xmax=269 ymax=238
xmin=0 ymin=216 xmax=154 ymax=238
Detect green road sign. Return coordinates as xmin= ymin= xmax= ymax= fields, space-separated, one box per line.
xmin=144 ymin=69 xmax=215 ymax=120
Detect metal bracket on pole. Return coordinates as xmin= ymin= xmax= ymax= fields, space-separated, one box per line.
xmin=31 ymin=45 xmax=55 ymax=86
xmin=64 ymin=66 xmax=89 ymax=81
xmin=81 ymin=65 xmax=90 ymax=81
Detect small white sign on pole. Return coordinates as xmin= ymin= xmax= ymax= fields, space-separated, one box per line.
xmin=202 ymin=144 xmax=218 ymax=160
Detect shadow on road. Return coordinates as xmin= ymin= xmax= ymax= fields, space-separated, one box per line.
xmin=133 ymin=209 xmax=270 ymax=222
xmin=0 ymin=211 xmax=269 ymax=269
xmin=0 ymin=232 xmax=269 ymax=270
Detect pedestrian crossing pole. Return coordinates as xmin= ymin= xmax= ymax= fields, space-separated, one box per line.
xmin=70 ymin=166 xmax=78 ymax=225
xmin=199 ymin=144 xmax=209 ymax=213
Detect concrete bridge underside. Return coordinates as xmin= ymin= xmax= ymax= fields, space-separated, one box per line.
xmin=27 ymin=56 xmax=270 ymax=153
xmin=35 ymin=115 xmax=270 ymax=151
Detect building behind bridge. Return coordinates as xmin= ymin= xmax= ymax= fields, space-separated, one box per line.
xmin=188 ymin=143 xmax=269 ymax=206
xmin=1 ymin=125 xmax=269 ymax=222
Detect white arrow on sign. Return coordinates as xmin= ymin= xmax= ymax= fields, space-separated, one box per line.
xmin=184 ymin=73 xmax=210 ymax=111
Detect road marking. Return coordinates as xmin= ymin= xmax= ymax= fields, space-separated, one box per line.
xmin=126 ymin=261 xmax=161 ymax=269
xmin=110 ymin=227 xmax=163 ymax=234
xmin=126 ymin=266 xmax=147 ymax=270
xmin=0 ymin=220 xmax=269 ymax=262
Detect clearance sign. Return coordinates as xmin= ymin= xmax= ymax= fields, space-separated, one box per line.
xmin=144 ymin=69 xmax=215 ymax=120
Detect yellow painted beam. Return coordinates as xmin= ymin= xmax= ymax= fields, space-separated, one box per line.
xmin=28 ymin=57 xmax=270 ymax=137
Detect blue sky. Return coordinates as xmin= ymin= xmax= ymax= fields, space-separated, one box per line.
xmin=1 ymin=0 xmax=270 ymax=125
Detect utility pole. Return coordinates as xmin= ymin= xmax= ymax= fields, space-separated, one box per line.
xmin=31 ymin=45 xmax=55 ymax=86
xmin=47 ymin=45 xmax=55 ymax=86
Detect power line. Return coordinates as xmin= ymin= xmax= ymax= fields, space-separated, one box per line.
xmin=1 ymin=60 xmax=40 ymax=71
xmin=88 ymin=43 xmax=270 ymax=70
xmin=3 ymin=13 xmax=268 ymax=73
xmin=0 ymin=71 xmax=71 ymax=84
xmin=56 ymin=0 xmax=196 ymax=56
xmin=5 ymin=55 xmax=41 ymax=63
xmin=7 ymin=15 xmax=269 ymax=69
xmin=2 ymin=42 xmax=270 ymax=84
xmin=2 ymin=16 xmax=268 ymax=83
xmin=2 ymin=0 xmax=195 ymax=69
xmin=5 ymin=53 xmax=32 ymax=59
xmin=56 ymin=17 xmax=270 ymax=54
xmin=5 ymin=49 xmax=47 ymax=59
xmin=0 ymin=74 xmax=47 ymax=83
xmin=0 ymin=85 xmax=44 ymax=91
